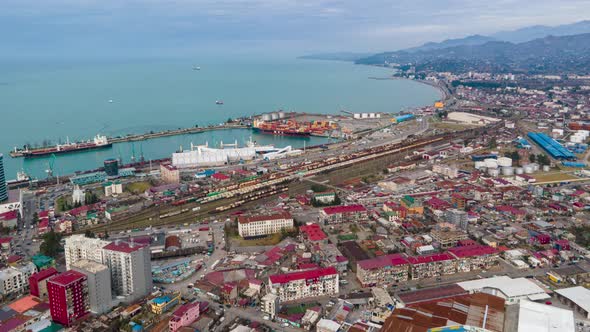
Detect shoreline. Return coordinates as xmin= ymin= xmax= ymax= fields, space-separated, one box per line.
xmin=367 ymin=75 xmax=449 ymax=101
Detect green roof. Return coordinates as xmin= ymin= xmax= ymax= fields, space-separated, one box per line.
xmin=32 ymin=254 xmax=55 ymax=269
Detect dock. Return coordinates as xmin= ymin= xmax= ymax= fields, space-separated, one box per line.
xmin=108 ymin=124 xmax=250 ymax=144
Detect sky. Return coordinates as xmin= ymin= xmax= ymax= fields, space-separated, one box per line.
xmin=1 ymin=0 xmax=590 ymax=59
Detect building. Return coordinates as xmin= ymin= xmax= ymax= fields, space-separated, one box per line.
xmin=458 ymin=276 xmax=549 ymax=304
xmin=400 ymin=195 xmax=424 ymax=215
xmin=29 ymin=267 xmax=58 ymax=299
xmin=316 ymin=319 xmax=341 ymax=332
xmin=104 ymin=158 xmax=119 ymax=177
xmin=102 ymin=240 xmax=153 ymax=302
xmin=169 ymin=302 xmax=201 ymax=332
xmin=430 ymin=230 xmax=469 ymax=249
xmin=160 ymin=163 xmax=180 ymax=184
xmin=149 ymin=293 xmax=181 ymax=314
xmin=517 ymin=300 xmax=575 ymax=332
xmin=444 ymin=209 xmax=468 ymax=230
xmin=313 ymin=192 xmax=337 ymax=205
xmin=104 ymin=181 xmax=123 ymax=197
xmin=261 ymin=293 xmax=280 ymax=318
xmin=268 ymin=267 xmax=339 ymax=302
xmin=432 ymin=164 xmax=459 ymax=178
xmin=0 ymin=262 xmax=37 ymax=296
xmin=47 ymin=270 xmax=89 ymax=327
xmin=448 ymin=245 xmax=499 ymax=272
xmin=237 ymin=212 xmax=294 ymax=238
xmin=356 ymin=254 xmax=409 ymax=287
xmin=320 ymin=205 xmax=367 ymax=224
xmin=0 ymin=154 xmax=7 ymax=202
xmin=555 ymin=286 xmax=590 ymax=319
xmin=72 ymin=185 xmax=85 ymax=205
xmin=71 ymin=259 xmax=112 ymax=314
xmin=64 ymin=235 xmax=110 ymax=270
xmin=407 ymin=253 xmax=456 ymax=280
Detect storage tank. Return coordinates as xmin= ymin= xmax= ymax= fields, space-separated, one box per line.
xmin=488 ymin=168 xmax=500 ymax=177
xmin=497 ymin=157 xmax=512 ymax=167
xmin=502 ymin=167 xmax=514 ymax=176
xmin=523 ymin=165 xmax=534 ymax=174
xmin=543 ymin=165 xmax=550 ymax=172
xmin=484 ymin=158 xmax=498 ymax=169
xmin=515 ymin=167 xmax=524 ymax=174
xmin=270 ymin=112 xmax=279 ymax=120
xmin=278 ymin=110 xmax=286 ymax=119
xmin=531 ymin=163 xmax=540 ymax=171
xmin=474 ymin=161 xmax=486 ymax=169
xmin=262 ymin=113 xmax=272 ymax=121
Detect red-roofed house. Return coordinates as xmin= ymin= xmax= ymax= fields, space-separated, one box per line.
xmin=0 ymin=237 xmax=13 ymax=251
xmin=169 ymin=302 xmax=201 ymax=332
xmin=357 ymin=254 xmax=409 ymax=287
xmin=211 ymin=173 xmax=230 ymax=182
xmin=300 ymin=224 xmax=327 ymax=242
xmin=0 ymin=210 xmax=18 ymax=228
xmin=448 ymin=245 xmax=499 ymax=272
xmin=320 ymin=205 xmax=367 ymax=224
xmin=29 ymin=267 xmax=58 ymax=299
xmin=268 ymin=267 xmax=339 ymax=301
xmin=407 ymin=253 xmax=456 ymax=280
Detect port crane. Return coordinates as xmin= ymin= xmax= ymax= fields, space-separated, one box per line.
xmin=45 ymin=154 xmax=57 ymax=178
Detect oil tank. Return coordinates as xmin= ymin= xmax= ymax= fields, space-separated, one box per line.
xmin=484 ymin=158 xmax=498 ymax=169
xmin=497 ymin=157 xmax=512 ymax=167
xmin=502 ymin=166 xmax=514 ymax=176
xmin=530 ymin=163 xmax=540 ymax=172
xmin=270 ymin=112 xmax=279 ymax=120
xmin=278 ymin=110 xmax=286 ymax=119
xmin=543 ymin=165 xmax=550 ymax=172
xmin=474 ymin=161 xmax=486 ymax=169
xmin=261 ymin=113 xmax=272 ymax=121
xmin=488 ymin=168 xmax=500 ymax=177
xmin=523 ymin=164 xmax=534 ymax=174
xmin=515 ymin=167 xmax=524 ymax=174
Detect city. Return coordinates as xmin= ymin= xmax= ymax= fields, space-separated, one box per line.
xmin=2 ymin=2 xmax=590 ymax=332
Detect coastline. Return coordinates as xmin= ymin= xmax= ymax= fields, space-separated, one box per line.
xmin=367 ymin=75 xmax=449 ymax=101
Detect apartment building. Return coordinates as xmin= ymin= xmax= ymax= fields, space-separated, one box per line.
xmin=71 ymin=259 xmax=112 ymax=314
xmin=430 ymin=230 xmax=469 ymax=249
xmin=261 ymin=293 xmax=280 ymax=318
xmin=102 ymin=240 xmax=153 ymax=302
xmin=407 ymin=253 xmax=456 ymax=280
xmin=445 ymin=209 xmax=468 ymax=230
xmin=268 ymin=267 xmax=339 ymax=302
xmin=64 ymin=235 xmax=109 ymax=270
xmin=320 ymin=205 xmax=367 ymax=224
xmin=169 ymin=302 xmax=201 ymax=332
xmin=0 ymin=262 xmax=37 ymax=295
xmin=356 ymin=254 xmax=409 ymax=287
xmin=237 ymin=212 xmax=294 ymax=238
xmin=448 ymin=245 xmax=499 ymax=272
xmin=160 ymin=163 xmax=180 ymax=184
xmin=47 ymin=270 xmax=89 ymax=327
xmin=29 ymin=267 xmax=58 ymax=299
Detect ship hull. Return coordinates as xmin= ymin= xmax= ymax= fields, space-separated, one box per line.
xmin=253 ymin=128 xmax=311 ymax=137
xmin=11 ymin=143 xmax=113 ymax=158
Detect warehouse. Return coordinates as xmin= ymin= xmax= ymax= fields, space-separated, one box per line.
xmin=527 ymin=132 xmax=576 ymax=160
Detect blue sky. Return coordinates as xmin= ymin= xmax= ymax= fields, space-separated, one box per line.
xmin=2 ymin=0 xmax=589 ymax=58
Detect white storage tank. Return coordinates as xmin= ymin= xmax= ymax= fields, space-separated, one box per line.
xmin=484 ymin=158 xmax=498 ymax=169
xmin=488 ymin=168 xmax=500 ymax=177
xmin=497 ymin=157 xmax=513 ymax=167
xmin=502 ymin=167 xmax=514 ymax=176
xmin=523 ymin=164 xmax=534 ymax=174
xmin=515 ymin=167 xmax=524 ymax=174
xmin=270 ymin=112 xmax=279 ymax=120
xmin=278 ymin=110 xmax=286 ymax=119
xmin=261 ymin=113 xmax=272 ymax=121
xmin=474 ymin=161 xmax=486 ymax=169
xmin=530 ymin=163 xmax=540 ymax=172
xmin=543 ymin=165 xmax=551 ymax=172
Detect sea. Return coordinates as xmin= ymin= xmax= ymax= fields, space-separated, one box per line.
xmin=0 ymin=56 xmax=441 ymax=179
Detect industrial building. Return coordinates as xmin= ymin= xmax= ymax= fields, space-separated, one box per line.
xmin=517 ymin=300 xmax=575 ymax=332
xmin=457 ymin=276 xmax=549 ymax=304
xmin=172 ymin=141 xmax=277 ymax=168
xmin=527 ymin=132 xmax=576 ymax=160
xmin=555 ymin=286 xmax=590 ymax=319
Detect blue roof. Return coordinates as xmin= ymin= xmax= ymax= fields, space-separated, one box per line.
xmin=152 ymin=295 xmax=171 ymax=305
xmin=528 ymin=132 xmax=576 ymax=160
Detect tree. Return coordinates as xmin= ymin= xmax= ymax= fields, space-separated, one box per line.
xmin=85 ymin=192 xmax=99 ymax=205
xmin=529 ymin=154 xmax=536 ymax=163
xmin=40 ymin=230 xmax=63 ymax=258
xmin=32 ymin=212 xmax=39 ymax=225
xmin=85 ymin=230 xmax=96 ymax=238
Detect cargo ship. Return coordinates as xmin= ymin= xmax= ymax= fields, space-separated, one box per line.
xmin=253 ymin=119 xmax=312 ymax=137
xmin=10 ymin=135 xmax=112 ymax=158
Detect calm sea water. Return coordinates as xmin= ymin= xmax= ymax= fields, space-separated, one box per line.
xmin=0 ymin=57 xmax=440 ymax=179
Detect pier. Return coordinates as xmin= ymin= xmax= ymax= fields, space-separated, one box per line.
xmin=108 ymin=124 xmax=250 ymax=144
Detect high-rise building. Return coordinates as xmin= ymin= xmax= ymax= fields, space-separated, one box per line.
xmin=71 ymin=259 xmax=112 ymax=314
xmin=29 ymin=267 xmax=58 ymax=299
xmin=102 ymin=240 xmax=152 ymax=302
xmin=47 ymin=270 xmax=89 ymax=327
xmin=104 ymin=159 xmax=119 ymax=177
xmin=64 ymin=235 xmax=109 ymax=270
xmin=0 ymin=154 xmax=7 ymax=202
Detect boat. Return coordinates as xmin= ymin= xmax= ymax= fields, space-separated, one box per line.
xmin=215 ymin=100 xmax=224 ymax=105
xmin=10 ymin=134 xmax=113 ymax=158
xmin=193 ymin=66 xmax=201 ymax=70
xmin=252 ymin=119 xmax=316 ymax=137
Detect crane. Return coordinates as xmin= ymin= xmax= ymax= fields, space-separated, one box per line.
xmin=45 ymin=153 xmax=57 ymax=178
xmin=130 ymin=143 xmax=136 ymax=163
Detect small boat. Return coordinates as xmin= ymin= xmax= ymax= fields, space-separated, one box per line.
xmin=193 ymin=66 xmax=201 ymax=70
xmin=215 ymin=100 xmax=224 ymax=105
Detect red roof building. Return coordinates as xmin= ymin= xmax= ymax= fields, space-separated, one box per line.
xmin=268 ymin=267 xmax=339 ymax=301
xmin=47 ymin=270 xmax=89 ymax=327
xmin=211 ymin=173 xmax=230 ymax=181
xmin=320 ymin=204 xmax=368 ymax=224
xmin=29 ymin=267 xmax=58 ymax=298
xmin=300 ymin=224 xmax=327 ymax=242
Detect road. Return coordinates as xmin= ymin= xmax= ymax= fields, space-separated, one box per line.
xmin=15 ymin=191 xmax=40 ymax=259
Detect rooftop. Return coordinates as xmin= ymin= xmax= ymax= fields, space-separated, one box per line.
xmin=48 ymin=270 xmax=86 ymax=287
xmin=517 ymin=300 xmax=575 ymax=332
xmin=357 ymin=254 xmax=408 ymax=270
xmin=29 ymin=267 xmax=58 ymax=282
xmin=71 ymin=259 xmax=109 ymax=274
xmin=238 ymin=212 xmax=292 ymax=224
xmin=269 ymin=266 xmax=337 ymax=284
xmin=458 ymin=276 xmax=549 ymax=300
xmin=103 ymin=240 xmax=147 ymax=253
xmin=322 ymin=204 xmax=366 ymax=215
xmin=555 ymin=286 xmax=590 ymax=315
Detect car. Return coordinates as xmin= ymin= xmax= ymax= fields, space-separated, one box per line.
xmin=282 ymin=323 xmax=289 ymax=327
xmin=545 ymin=301 xmax=552 ymax=305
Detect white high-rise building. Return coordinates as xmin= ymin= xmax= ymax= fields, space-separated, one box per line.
xmin=72 ymin=185 xmax=85 ymax=205
xmin=71 ymin=259 xmax=113 ymax=314
xmin=102 ymin=240 xmax=152 ymax=302
xmin=64 ymin=235 xmax=109 ymax=270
